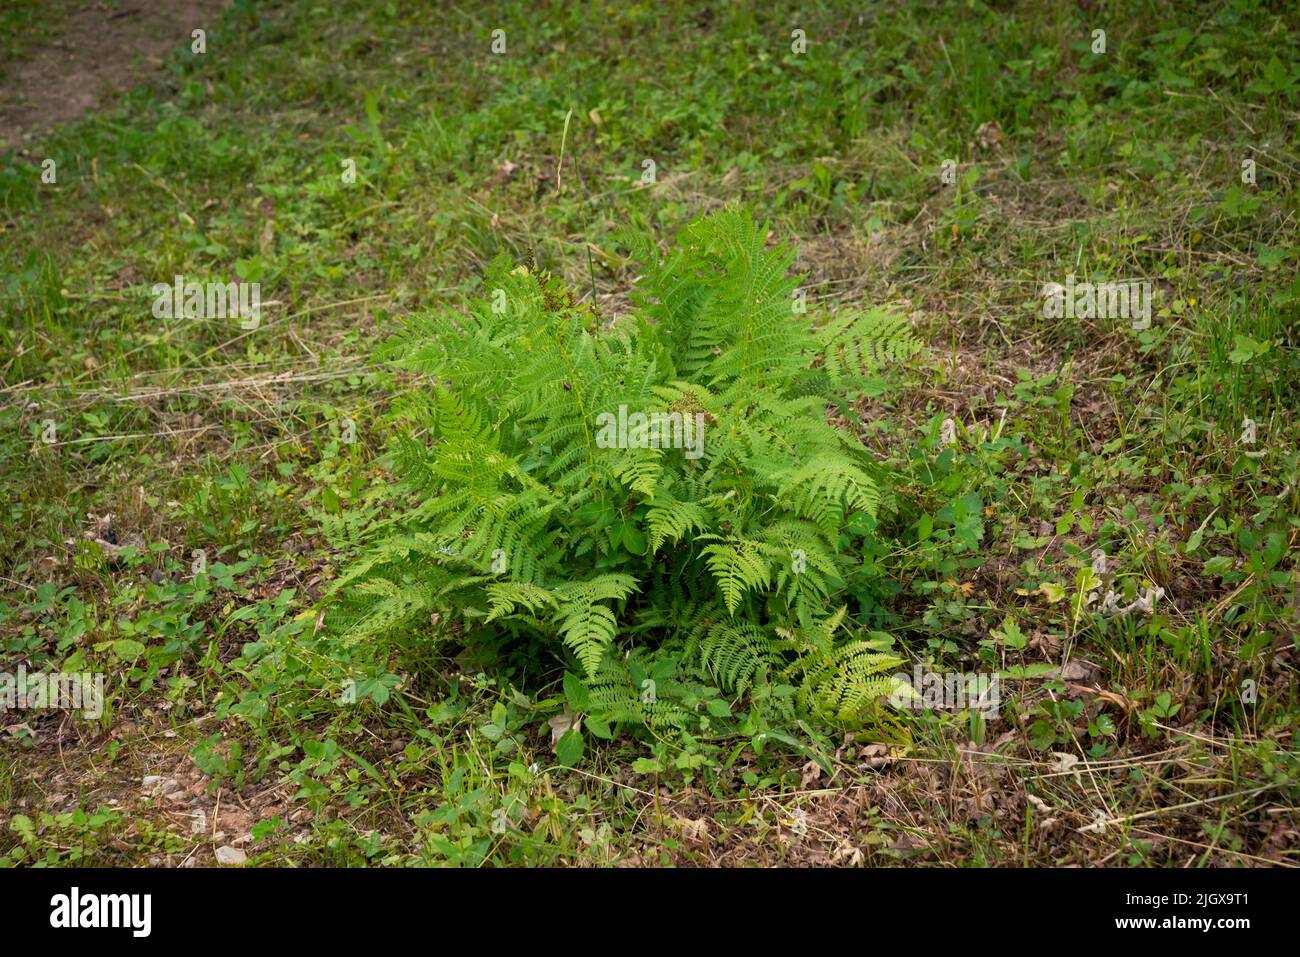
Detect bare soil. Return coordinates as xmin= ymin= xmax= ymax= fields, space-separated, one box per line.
xmin=0 ymin=0 xmax=229 ymax=149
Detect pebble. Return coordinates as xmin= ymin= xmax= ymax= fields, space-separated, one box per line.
xmin=214 ymin=846 xmax=246 ymax=866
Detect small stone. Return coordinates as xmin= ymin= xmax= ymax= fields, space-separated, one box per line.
xmin=214 ymin=846 xmax=246 ymax=866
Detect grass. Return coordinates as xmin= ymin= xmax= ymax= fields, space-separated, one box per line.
xmin=1 ymin=0 xmax=1297 ymax=867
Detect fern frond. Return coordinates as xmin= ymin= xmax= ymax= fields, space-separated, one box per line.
xmin=699 ymin=537 xmax=772 ymax=615
xmin=611 ymin=446 xmax=663 ymax=498
xmin=791 ymin=609 xmax=908 ymax=723
xmin=484 ymin=581 xmax=557 ymax=622
xmin=818 ymin=304 xmax=923 ymax=390
xmin=551 ymin=574 xmax=639 ymax=677
xmin=331 ymin=207 xmax=920 ymax=738
xmin=696 ymin=621 xmax=780 ymax=694
xmin=645 ymin=495 xmax=711 ymax=553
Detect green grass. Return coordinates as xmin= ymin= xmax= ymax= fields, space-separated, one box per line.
xmin=1 ymin=0 xmax=1297 ymax=867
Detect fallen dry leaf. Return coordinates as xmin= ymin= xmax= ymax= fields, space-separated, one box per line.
xmin=547 ymin=709 xmax=582 ymax=751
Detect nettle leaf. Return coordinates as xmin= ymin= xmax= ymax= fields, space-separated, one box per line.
xmin=556 ymin=729 xmax=585 ymax=767
xmin=563 ymin=671 xmax=590 ymax=712
xmin=620 ymin=522 xmax=648 ymax=556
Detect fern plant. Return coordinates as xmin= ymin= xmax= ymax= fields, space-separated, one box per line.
xmin=329 ymin=207 xmax=922 ymax=732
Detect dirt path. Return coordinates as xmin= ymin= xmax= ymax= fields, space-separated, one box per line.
xmin=0 ymin=0 xmax=229 ymax=149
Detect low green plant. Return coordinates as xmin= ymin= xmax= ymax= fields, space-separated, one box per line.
xmin=327 ymin=207 xmax=922 ymax=734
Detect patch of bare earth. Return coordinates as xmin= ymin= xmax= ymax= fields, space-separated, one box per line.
xmin=0 ymin=0 xmax=229 ymax=149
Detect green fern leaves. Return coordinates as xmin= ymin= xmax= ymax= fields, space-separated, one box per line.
xmin=331 ymin=206 xmax=921 ymax=734
xmin=699 ymin=537 xmax=772 ymax=616
xmin=552 ymin=575 xmax=639 ymax=677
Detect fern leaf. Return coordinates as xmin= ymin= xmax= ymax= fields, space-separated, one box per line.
xmin=699 ymin=537 xmax=771 ymax=615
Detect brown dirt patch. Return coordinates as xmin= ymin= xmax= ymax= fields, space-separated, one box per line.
xmin=0 ymin=0 xmax=229 ymax=149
